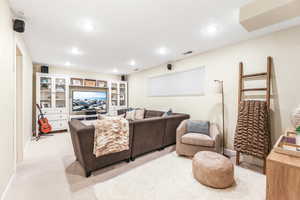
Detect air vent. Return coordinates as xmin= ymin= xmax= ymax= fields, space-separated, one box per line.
xmin=183 ymin=51 xmax=193 ymax=55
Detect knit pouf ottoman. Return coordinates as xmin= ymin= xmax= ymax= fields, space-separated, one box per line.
xmin=192 ymin=151 xmax=234 ymax=189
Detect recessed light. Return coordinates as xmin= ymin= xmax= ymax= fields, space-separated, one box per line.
xmin=202 ymin=24 xmax=218 ymax=36
xmin=82 ymin=20 xmax=94 ymax=32
xmin=157 ymin=47 xmax=169 ymax=55
xmin=129 ymin=60 xmax=136 ymax=66
xmin=71 ymin=47 xmax=82 ymax=55
xmin=65 ymin=61 xmax=71 ymax=66
xmin=113 ymin=68 xmax=118 ymax=73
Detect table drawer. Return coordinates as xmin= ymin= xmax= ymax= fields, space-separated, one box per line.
xmin=45 ymin=114 xmax=68 ymax=121
xmin=41 ymin=109 xmax=67 ymax=115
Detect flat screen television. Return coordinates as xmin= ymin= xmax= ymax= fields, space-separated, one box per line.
xmin=72 ymin=91 xmax=107 ymax=113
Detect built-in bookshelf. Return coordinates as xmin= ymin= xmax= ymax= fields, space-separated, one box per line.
xmin=36 ymin=73 xmax=128 ymax=135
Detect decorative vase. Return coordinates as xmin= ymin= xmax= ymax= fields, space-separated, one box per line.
xmin=296 ymin=134 xmax=300 ymax=146
xmin=291 ymin=105 xmax=300 ymax=128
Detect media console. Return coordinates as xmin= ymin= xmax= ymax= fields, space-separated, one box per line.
xmin=36 ymin=72 xmax=128 ymax=136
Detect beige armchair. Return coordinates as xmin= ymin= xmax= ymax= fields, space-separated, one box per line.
xmin=176 ymin=119 xmax=221 ymax=157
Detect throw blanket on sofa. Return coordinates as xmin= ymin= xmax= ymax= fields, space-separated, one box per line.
xmin=234 ymin=100 xmax=270 ymax=159
xmin=93 ymin=117 xmax=129 ymax=157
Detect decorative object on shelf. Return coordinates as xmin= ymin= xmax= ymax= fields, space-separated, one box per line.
xmin=71 ymin=78 xmax=83 ymax=86
xmin=274 ymin=135 xmax=300 ymax=157
xmin=213 ymin=80 xmax=225 ymax=155
xmin=84 ymin=79 xmax=96 ymax=87
xmin=96 ymin=80 xmax=107 ymax=88
xmin=291 ymin=105 xmax=300 ymax=128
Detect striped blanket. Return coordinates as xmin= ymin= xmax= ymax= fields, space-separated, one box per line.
xmin=234 ymin=100 xmax=270 ymax=159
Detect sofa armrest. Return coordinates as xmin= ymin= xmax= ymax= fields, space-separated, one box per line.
xmin=176 ymin=119 xmax=188 ymax=143
xmin=69 ymin=120 xmax=95 ymax=171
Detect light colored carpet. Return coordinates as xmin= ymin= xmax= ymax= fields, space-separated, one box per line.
xmin=94 ymin=152 xmax=266 ymax=200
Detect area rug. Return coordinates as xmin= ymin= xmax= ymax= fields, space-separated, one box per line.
xmin=93 ymin=152 xmax=265 ymax=200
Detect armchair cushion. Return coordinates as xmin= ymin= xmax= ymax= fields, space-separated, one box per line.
xmin=181 ymin=133 xmax=215 ymax=147
xmin=187 ymin=120 xmax=210 ymax=136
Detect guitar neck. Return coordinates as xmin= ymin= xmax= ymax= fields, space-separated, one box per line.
xmin=36 ymin=104 xmax=45 ymax=118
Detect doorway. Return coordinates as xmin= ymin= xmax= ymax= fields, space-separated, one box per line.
xmin=15 ymin=46 xmax=23 ymax=164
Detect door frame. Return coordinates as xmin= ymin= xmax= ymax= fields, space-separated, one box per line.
xmin=14 ymin=45 xmax=23 ymax=165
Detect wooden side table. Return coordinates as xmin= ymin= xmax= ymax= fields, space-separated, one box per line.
xmin=266 ymin=138 xmax=300 ymax=200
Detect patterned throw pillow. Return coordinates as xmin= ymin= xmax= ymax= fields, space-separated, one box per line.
xmin=125 ymin=110 xmax=136 ymax=120
xmin=135 ymin=109 xmax=145 ymax=120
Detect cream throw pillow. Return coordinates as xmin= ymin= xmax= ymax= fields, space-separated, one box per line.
xmin=99 ymin=115 xmax=124 ymax=120
xmin=125 ymin=110 xmax=135 ymax=120
xmin=135 ymin=109 xmax=145 ymax=120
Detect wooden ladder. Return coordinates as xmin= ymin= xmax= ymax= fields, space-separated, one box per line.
xmin=236 ymin=56 xmax=272 ymax=174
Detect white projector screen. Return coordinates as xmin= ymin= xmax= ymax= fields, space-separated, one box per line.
xmin=148 ymin=67 xmax=206 ymax=97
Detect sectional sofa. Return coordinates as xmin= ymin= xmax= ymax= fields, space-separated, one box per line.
xmin=68 ymin=109 xmax=189 ymax=177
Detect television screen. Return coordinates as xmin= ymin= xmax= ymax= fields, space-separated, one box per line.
xmin=72 ymin=91 xmax=107 ymax=112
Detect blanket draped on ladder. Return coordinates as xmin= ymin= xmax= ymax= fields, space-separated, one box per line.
xmin=234 ymin=100 xmax=270 ymax=159
xmin=93 ymin=117 xmax=129 ymax=157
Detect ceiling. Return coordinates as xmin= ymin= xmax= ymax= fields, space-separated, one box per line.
xmin=9 ymin=0 xmax=300 ymax=74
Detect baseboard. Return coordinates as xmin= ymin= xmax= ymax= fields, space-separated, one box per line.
xmin=0 ymin=173 xmax=15 ymax=200
xmin=224 ymin=148 xmax=236 ymax=157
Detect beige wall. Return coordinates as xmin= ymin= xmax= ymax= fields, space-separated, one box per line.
xmin=128 ymin=25 xmax=300 ymax=150
xmin=0 ymin=0 xmax=33 ymax=197
xmin=33 ymin=64 xmax=121 ymax=80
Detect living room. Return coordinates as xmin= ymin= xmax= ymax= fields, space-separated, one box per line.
xmin=1 ymin=0 xmax=300 ymax=199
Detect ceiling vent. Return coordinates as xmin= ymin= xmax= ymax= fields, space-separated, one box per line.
xmin=183 ymin=51 xmax=193 ymax=55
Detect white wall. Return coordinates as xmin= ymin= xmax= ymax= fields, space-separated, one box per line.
xmin=0 ymin=0 xmax=16 ymax=196
xmin=128 ymin=25 xmax=300 ymax=149
xmin=0 ymin=0 xmax=33 ymax=197
xmin=16 ymin=35 xmax=33 ymax=150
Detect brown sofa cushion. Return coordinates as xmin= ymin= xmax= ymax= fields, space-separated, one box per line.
xmin=144 ymin=110 xmax=164 ymax=118
xmin=181 ymin=133 xmax=214 ymax=147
